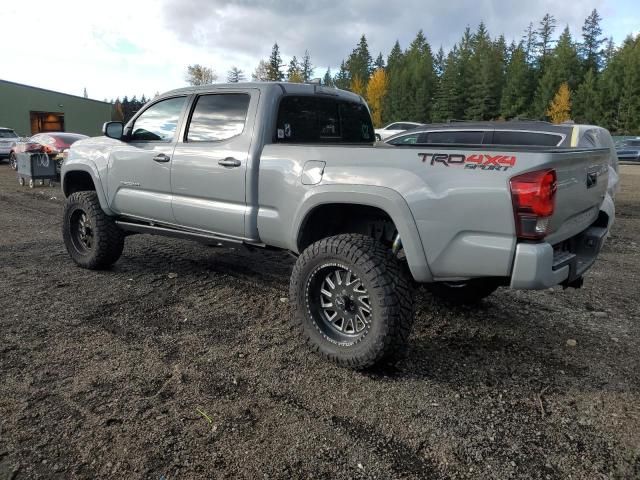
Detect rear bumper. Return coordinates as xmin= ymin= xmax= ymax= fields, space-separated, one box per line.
xmin=510 ymin=223 xmax=608 ymax=289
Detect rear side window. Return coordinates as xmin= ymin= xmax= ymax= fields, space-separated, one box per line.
xmin=275 ymin=96 xmax=374 ymax=144
xmin=187 ymin=94 xmax=250 ymax=142
xmin=492 ymin=130 xmax=562 ymax=146
xmin=423 ymin=130 xmax=485 ymax=144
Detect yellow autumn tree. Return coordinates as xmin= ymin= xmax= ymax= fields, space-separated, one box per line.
xmin=288 ymin=70 xmax=304 ymax=83
xmin=546 ymin=82 xmax=572 ymax=124
xmin=350 ymin=74 xmax=366 ymax=97
xmin=366 ymin=68 xmax=388 ymax=128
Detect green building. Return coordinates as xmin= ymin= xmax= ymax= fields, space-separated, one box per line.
xmin=0 ymin=79 xmax=112 ymax=137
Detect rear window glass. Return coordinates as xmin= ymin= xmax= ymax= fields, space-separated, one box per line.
xmin=622 ymin=140 xmax=640 ymax=147
xmin=492 ymin=130 xmax=562 ymax=146
xmin=423 ymin=130 xmax=485 ymax=144
xmin=0 ymin=129 xmax=18 ymax=138
xmin=187 ymin=94 xmax=250 ymax=142
xmin=275 ymin=96 xmax=374 ymax=144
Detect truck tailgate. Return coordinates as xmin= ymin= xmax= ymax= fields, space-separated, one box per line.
xmin=536 ymin=148 xmax=609 ymax=244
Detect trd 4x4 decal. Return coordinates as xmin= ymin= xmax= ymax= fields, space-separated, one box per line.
xmin=419 ymin=153 xmax=517 ymax=171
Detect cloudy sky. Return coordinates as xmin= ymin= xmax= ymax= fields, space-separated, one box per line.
xmin=2 ymin=0 xmax=638 ymax=102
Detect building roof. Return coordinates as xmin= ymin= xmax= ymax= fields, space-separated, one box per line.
xmin=0 ymin=79 xmax=111 ymax=106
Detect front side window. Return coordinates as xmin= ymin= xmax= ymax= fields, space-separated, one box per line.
xmin=425 ymin=130 xmax=485 ymax=144
xmin=386 ymin=123 xmax=400 ymax=130
xmin=130 ymin=96 xmax=186 ymax=142
xmin=187 ymin=94 xmax=250 ymax=142
xmin=275 ymin=96 xmax=373 ymax=144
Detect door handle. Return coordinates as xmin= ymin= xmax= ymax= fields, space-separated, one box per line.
xmin=153 ymin=153 xmax=170 ymax=163
xmin=218 ymin=157 xmax=241 ymax=167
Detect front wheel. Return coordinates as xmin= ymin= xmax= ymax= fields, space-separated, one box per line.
xmin=62 ymin=191 xmax=125 ymax=269
xmin=9 ymin=153 xmax=17 ymax=170
xmin=290 ymin=234 xmax=414 ymax=369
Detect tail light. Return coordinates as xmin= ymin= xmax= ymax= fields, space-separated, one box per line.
xmin=510 ymin=169 xmax=557 ymax=240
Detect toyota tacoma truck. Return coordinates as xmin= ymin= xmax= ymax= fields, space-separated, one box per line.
xmin=61 ymin=82 xmax=613 ymax=368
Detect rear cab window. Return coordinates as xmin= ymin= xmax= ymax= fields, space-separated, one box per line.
xmin=492 ymin=130 xmax=563 ymax=146
xmin=421 ymin=130 xmax=486 ymax=144
xmin=275 ymin=96 xmax=374 ymax=144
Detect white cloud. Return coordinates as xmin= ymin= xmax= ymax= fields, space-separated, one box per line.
xmin=1 ymin=0 xmax=636 ymax=101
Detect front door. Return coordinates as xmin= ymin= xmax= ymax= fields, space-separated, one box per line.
xmin=106 ymin=96 xmax=187 ymax=224
xmin=170 ymin=91 xmax=257 ymax=238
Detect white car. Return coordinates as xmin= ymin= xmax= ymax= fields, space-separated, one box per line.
xmin=0 ymin=127 xmax=19 ymax=161
xmin=374 ymin=122 xmax=422 ymax=141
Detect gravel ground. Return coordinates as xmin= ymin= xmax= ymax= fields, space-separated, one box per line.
xmin=0 ymin=163 xmax=639 ymax=480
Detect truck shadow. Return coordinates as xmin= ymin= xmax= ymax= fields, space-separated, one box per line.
xmin=367 ymin=289 xmax=638 ymax=395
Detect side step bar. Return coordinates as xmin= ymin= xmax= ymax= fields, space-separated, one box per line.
xmin=115 ymin=220 xmax=244 ymax=247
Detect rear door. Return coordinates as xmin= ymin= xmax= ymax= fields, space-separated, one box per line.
xmin=170 ymin=90 xmax=258 ymax=238
xmin=106 ymin=95 xmax=187 ymax=223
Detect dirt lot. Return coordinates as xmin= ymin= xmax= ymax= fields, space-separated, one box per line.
xmin=0 ymin=163 xmax=639 ymax=480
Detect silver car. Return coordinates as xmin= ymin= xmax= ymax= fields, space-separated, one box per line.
xmin=0 ymin=127 xmax=19 ymax=161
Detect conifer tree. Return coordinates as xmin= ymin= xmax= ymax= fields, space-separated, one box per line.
xmin=581 ymin=9 xmax=605 ymax=73
xmin=266 ymin=43 xmax=284 ymax=81
xmin=500 ymin=44 xmax=532 ymax=118
xmin=334 ymin=61 xmax=350 ymax=90
xmin=323 ymin=68 xmax=334 ymax=87
xmin=536 ymin=14 xmax=557 ymax=72
xmin=227 ymin=67 xmax=245 ymax=83
xmin=533 ymin=26 xmax=581 ymax=117
xmin=347 ymin=35 xmax=373 ymax=86
xmin=301 ymin=50 xmax=313 ymax=82
xmin=573 ymin=69 xmax=600 ymax=123
xmin=287 ymin=56 xmax=303 ymax=82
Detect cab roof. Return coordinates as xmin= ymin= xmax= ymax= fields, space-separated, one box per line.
xmin=161 ymin=82 xmax=364 ymax=104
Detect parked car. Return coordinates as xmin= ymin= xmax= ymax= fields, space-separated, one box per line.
xmin=0 ymin=127 xmax=20 ymax=162
xmin=383 ymin=120 xmax=619 ymax=208
xmin=61 ymin=83 xmax=612 ymax=369
xmin=374 ymin=121 xmax=422 ymax=141
xmin=615 ymin=137 xmax=640 ymax=162
xmin=10 ymin=132 xmax=88 ymax=173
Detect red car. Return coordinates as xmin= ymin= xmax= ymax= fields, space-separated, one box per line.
xmin=9 ymin=132 xmax=88 ymax=171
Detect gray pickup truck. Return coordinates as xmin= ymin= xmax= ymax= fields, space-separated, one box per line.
xmin=61 ymin=82 xmax=613 ymax=368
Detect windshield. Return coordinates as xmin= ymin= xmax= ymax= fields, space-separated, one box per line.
xmin=0 ymin=129 xmax=18 ymax=139
xmin=621 ymin=140 xmax=640 ymax=147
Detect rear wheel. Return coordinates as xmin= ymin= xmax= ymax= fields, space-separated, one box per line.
xmin=427 ymin=279 xmax=500 ymax=305
xmin=290 ymin=234 xmax=414 ymax=369
xmin=9 ymin=153 xmax=17 ymax=170
xmin=62 ymin=191 xmax=124 ymax=269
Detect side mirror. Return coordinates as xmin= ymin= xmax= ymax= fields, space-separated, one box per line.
xmin=103 ymin=121 xmax=124 ymax=140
